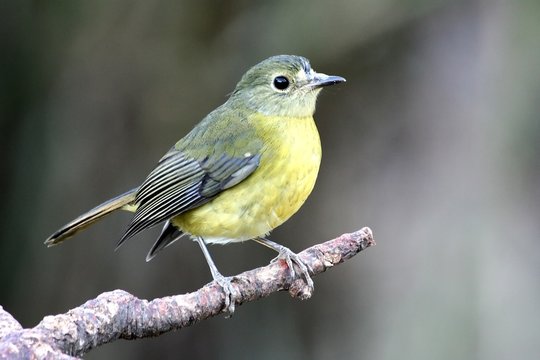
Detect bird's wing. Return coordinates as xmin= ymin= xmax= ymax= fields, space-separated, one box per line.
xmin=116 ymin=150 xmax=260 ymax=247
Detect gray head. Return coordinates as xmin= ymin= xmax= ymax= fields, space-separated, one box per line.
xmin=230 ymin=55 xmax=345 ymax=117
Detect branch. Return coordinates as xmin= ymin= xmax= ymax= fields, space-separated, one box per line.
xmin=0 ymin=227 xmax=374 ymax=359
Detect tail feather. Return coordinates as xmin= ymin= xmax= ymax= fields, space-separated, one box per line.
xmin=144 ymin=221 xmax=185 ymax=262
xmin=45 ymin=188 xmax=138 ymax=246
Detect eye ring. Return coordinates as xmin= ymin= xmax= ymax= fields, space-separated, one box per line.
xmin=273 ymin=76 xmax=290 ymax=91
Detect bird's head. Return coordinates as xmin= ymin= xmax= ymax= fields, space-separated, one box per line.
xmin=230 ymin=55 xmax=345 ymax=118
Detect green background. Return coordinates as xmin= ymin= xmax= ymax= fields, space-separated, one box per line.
xmin=1 ymin=1 xmax=540 ymax=359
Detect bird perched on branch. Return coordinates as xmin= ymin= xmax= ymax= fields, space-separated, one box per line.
xmin=45 ymin=55 xmax=346 ymax=314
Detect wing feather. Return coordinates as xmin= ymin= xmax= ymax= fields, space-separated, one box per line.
xmin=116 ymin=151 xmax=260 ymax=248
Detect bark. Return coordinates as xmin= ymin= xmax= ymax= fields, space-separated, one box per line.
xmin=0 ymin=227 xmax=374 ymax=359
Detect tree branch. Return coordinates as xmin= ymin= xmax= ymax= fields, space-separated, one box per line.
xmin=0 ymin=227 xmax=374 ymax=359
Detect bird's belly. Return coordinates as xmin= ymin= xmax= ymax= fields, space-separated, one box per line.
xmin=171 ymin=117 xmax=321 ymax=244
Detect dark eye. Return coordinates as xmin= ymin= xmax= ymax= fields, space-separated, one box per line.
xmin=273 ymin=76 xmax=290 ymax=90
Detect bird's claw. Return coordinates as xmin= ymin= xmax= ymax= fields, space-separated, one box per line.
xmin=272 ymin=248 xmax=314 ymax=290
xmin=213 ymin=274 xmax=238 ymax=317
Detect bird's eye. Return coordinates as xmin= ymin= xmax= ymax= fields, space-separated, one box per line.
xmin=273 ymin=76 xmax=290 ymax=90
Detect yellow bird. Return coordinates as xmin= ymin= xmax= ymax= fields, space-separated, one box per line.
xmin=46 ymin=55 xmax=345 ymax=312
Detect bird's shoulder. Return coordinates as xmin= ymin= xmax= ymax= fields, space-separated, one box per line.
xmin=166 ymin=104 xmax=264 ymax=161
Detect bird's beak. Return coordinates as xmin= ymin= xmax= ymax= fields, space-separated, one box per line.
xmin=309 ymin=72 xmax=346 ymax=88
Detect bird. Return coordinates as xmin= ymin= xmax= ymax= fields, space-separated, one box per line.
xmin=45 ymin=55 xmax=346 ymax=313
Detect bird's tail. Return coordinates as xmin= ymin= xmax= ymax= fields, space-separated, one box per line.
xmin=44 ymin=188 xmax=138 ymax=246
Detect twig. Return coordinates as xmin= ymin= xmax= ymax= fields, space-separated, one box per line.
xmin=0 ymin=306 xmax=22 ymax=338
xmin=0 ymin=227 xmax=374 ymax=359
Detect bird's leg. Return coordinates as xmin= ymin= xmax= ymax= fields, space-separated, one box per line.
xmin=195 ymin=236 xmax=237 ymax=316
xmin=253 ymin=237 xmax=314 ymax=290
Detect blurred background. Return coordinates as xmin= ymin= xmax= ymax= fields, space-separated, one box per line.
xmin=1 ymin=0 xmax=540 ymax=359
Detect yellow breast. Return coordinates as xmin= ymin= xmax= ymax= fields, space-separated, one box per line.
xmin=172 ymin=114 xmax=321 ymax=244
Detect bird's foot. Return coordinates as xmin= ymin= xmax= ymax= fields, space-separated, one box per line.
xmin=212 ymin=273 xmax=238 ymax=317
xmin=271 ymin=246 xmax=314 ymax=291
